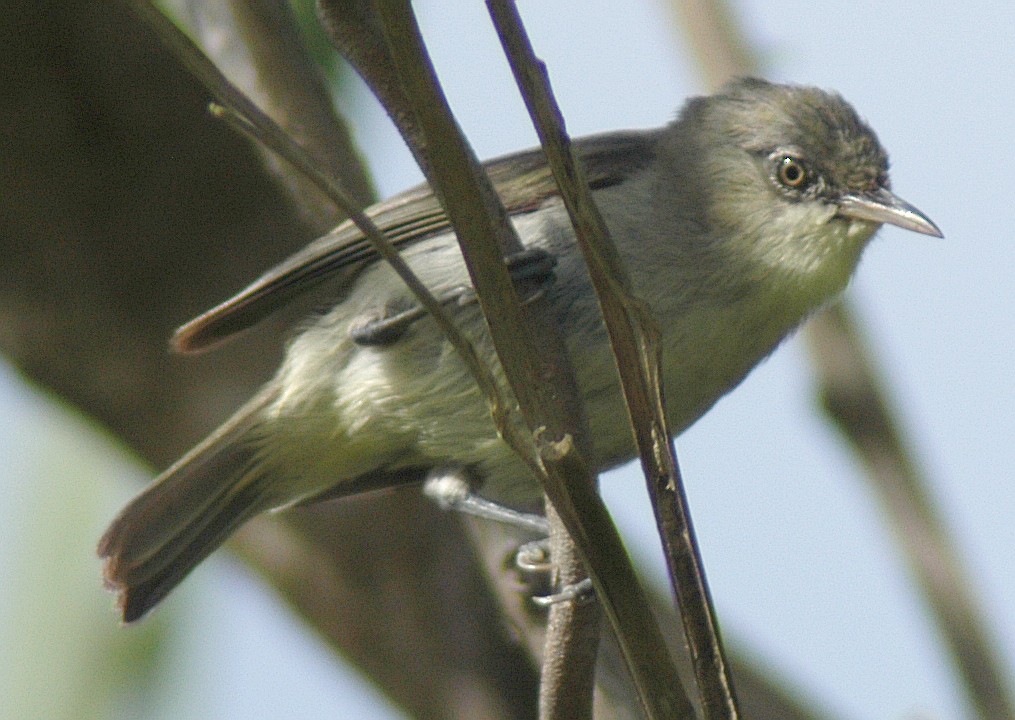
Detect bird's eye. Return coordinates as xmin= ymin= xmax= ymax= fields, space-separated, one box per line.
xmin=777 ymin=156 xmax=808 ymax=188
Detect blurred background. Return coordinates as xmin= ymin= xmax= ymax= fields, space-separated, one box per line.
xmin=2 ymin=1 xmax=1012 ymax=719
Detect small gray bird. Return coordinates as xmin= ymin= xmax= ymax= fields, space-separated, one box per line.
xmin=99 ymin=78 xmax=941 ymax=622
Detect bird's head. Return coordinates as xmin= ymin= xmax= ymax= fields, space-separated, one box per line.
xmin=665 ymin=78 xmax=940 ymax=302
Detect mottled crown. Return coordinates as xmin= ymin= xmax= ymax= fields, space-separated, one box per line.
xmin=684 ymin=77 xmax=890 ymax=196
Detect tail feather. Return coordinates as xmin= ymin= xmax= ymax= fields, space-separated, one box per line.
xmin=98 ymin=387 xmax=277 ymax=622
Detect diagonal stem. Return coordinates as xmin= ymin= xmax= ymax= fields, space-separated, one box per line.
xmin=373 ymin=2 xmax=693 ymax=718
xmin=486 ymin=1 xmax=740 ymax=718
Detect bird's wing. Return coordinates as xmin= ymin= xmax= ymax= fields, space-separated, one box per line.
xmin=173 ymin=129 xmax=661 ymax=352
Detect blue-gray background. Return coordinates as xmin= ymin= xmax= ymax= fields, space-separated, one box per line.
xmin=3 ymin=1 xmax=1011 ymax=718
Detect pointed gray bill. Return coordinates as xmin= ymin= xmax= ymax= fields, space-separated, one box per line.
xmin=836 ymin=187 xmax=943 ymax=237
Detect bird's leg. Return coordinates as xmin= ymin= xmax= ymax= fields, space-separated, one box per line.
xmin=350 ymin=248 xmax=556 ymax=346
xmin=423 ymin=467 xmax=595 ymax=606
xmin=423 ymin=468 xmax=548 ymax=533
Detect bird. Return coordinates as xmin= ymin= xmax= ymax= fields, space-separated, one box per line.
xmin=98 ymin=77 xmax=941 ymax=622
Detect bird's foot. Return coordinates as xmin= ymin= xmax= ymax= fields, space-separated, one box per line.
xmin=423 ymin=468 xmax=595 ymax=607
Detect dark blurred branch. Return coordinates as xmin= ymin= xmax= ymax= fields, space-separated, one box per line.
xmin=4 ymin=2 xmax=534 ymax=717
xmin=486 ymin=1 xmax=738 ymax=718
xmin=807 ymin=305 xmax=1015 ymax=720
xmin=667 ymin=1 xmax=1015 ymax=718
xmin=123 ymin=2 xmax=540 ymax=718
xmin=182 ymin=0 xmax=375 ymax=226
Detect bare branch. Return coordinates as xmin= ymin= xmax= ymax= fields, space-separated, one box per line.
xmin=370 ymin=2 xmax=691 ymax=718
xmin=316 ymin=2 xmax=603 ymax=716
xmin=538 ymin=503 xmax=600 ymax=720
xmin=486 ymin=1 xmax=738 ymax=717
xmin=314 ymin=0 xmax=432 ymax=175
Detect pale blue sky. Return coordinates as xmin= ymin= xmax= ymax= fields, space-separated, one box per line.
xmin=4 ymin=2 xmax=1012 ymax=719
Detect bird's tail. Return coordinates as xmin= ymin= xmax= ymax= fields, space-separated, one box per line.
xmin=97 ymin=387 xmax=278 ymax=623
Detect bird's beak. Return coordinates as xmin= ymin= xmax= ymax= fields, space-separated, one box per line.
xmin=835 ymin=187 xmax=943 ymax=237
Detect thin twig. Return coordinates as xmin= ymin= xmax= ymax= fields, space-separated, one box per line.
xmin=487 ymin=2 xmax=740 ymax=718
xmin=373 ymin=2 xmax=691 ymax=718
xmin=122 ymin=1 xmax=505 ymax=422
xmin=183 ymin=0 xmax=375 ymax=225
xmin=321 ymin=1 xmax=605 ymax=716
xmin=345 ymin=0 xmax=600 ymax=715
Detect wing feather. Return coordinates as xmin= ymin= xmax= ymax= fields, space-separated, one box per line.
xmin=174 ymin=130 xmax=660 ymax=352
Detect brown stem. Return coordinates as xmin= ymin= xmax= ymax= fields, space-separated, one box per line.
xmin=807 ymin=304 xmax=1015 ymax=720
xmin=372 ymin=2 xmax=690 ymax=717
xmin=183 ymin=0 xmax=374 ymax=226
xmin=487 ymin=1 xmax=737 ymax=717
